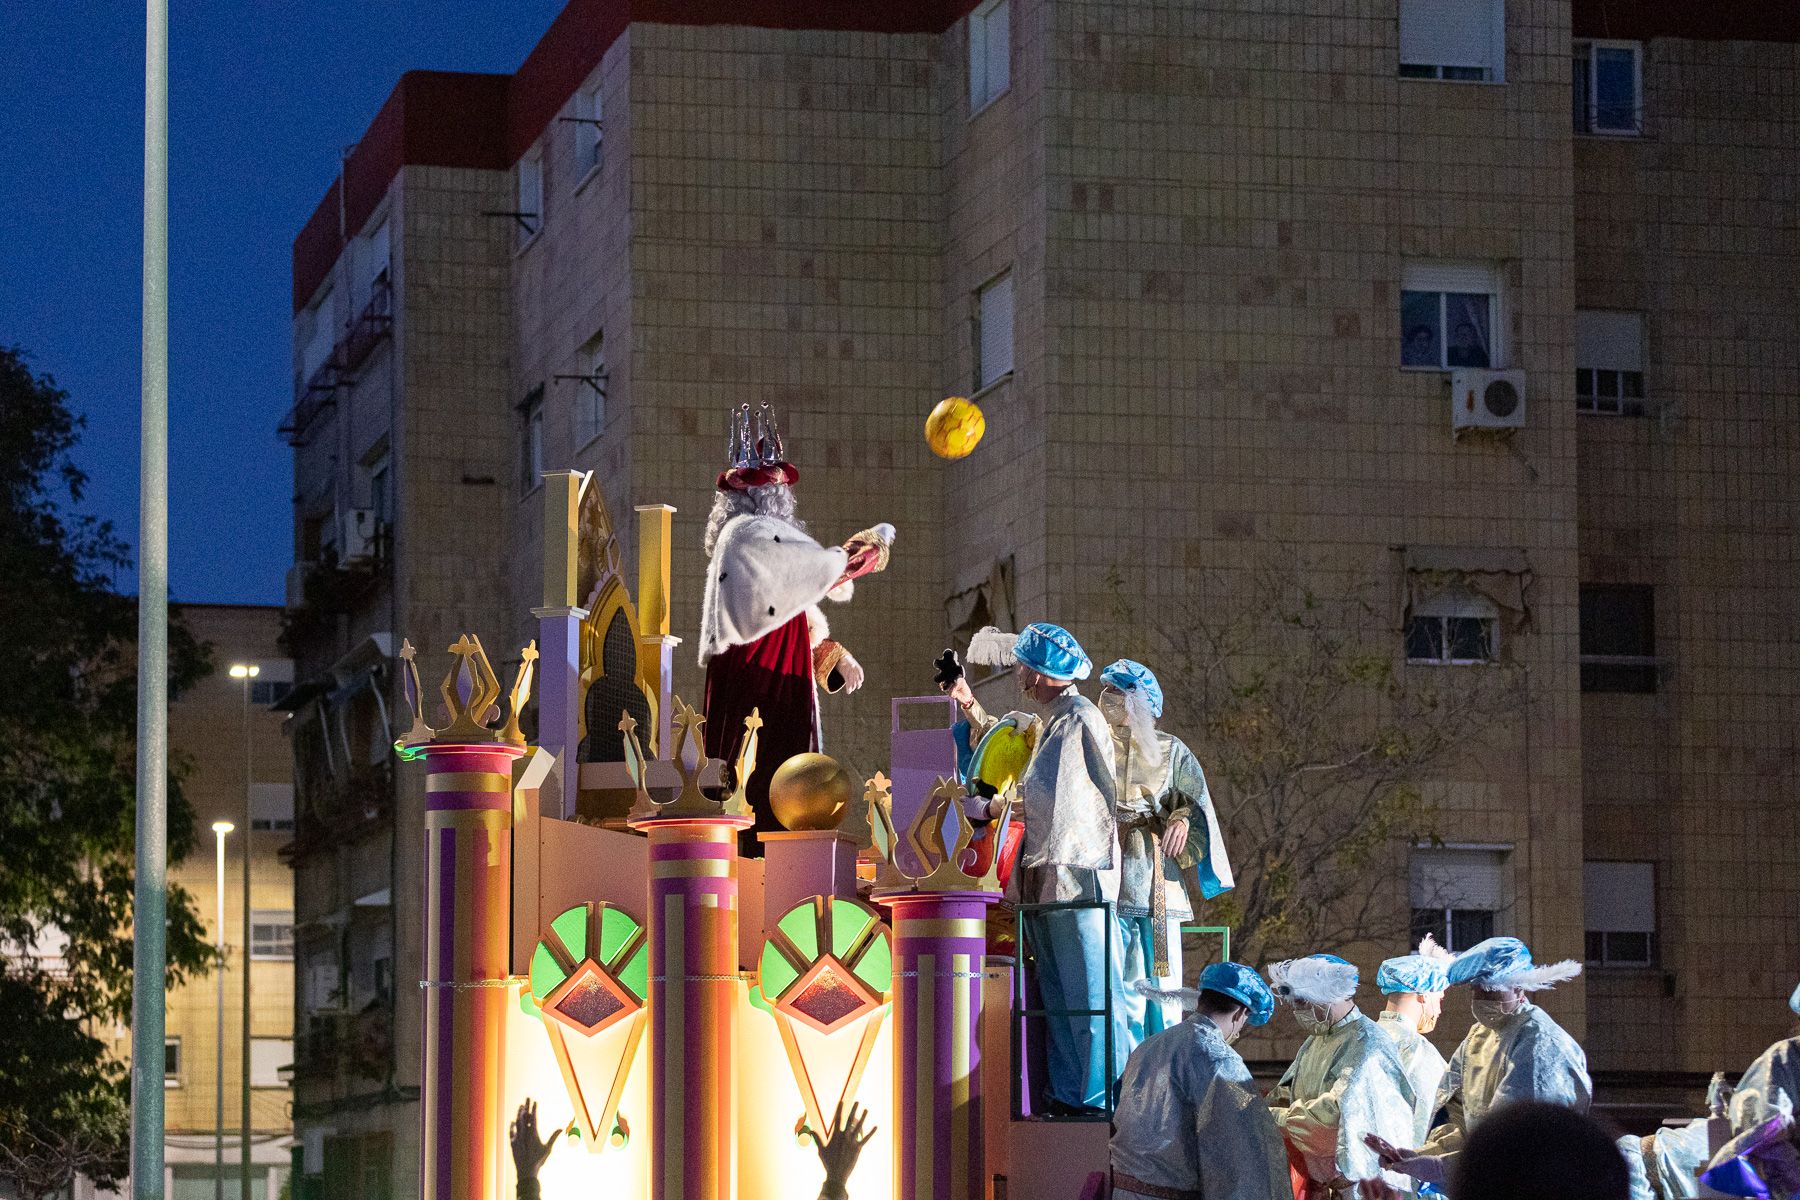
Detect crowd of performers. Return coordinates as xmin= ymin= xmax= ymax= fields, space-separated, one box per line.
xmin=688 ymin=408 xmax=1799 ymax=1200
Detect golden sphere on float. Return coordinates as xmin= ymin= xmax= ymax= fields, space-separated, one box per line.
xmin=925 ymin=396 xmax=986 ymax=460
xmin=768 ymin=752 xmax=853 ymax=831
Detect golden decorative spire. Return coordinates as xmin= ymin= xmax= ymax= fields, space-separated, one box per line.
xmin=396 ymin=638 xmax=435 ymax=749
xmin=623 ymin=697 xmax=757 ymax=824
xmin=866 ymin=775 xmax=1013 ymax=895
xmin=391 ymin=634 xmax=540 ymax=756
xmin=498 ymin=640 xmax=540 ymax=747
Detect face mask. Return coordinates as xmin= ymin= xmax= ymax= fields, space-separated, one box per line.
xmin=1099 ymin=689 xmax=1128 ymax=724
xmin=1471 ymin=997 xmax=1521 ymax=1027
xmin=1293 ymin=1004 xmax=1332 ymax=1034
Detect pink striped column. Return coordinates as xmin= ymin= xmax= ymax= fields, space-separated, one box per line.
xmin=418 ymin=742 xmax=524 ymax=1200
xmin=878 ymin=890 xmax=998 ymax=1200
xmin=631 ymin=815 xmax=751 ymax=1200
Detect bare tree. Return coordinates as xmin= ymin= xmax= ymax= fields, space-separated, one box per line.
xmin=1108 ymin=555 xmax=1523 ymax=959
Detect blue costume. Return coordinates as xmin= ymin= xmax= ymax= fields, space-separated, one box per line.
xmin=1374 ymin=951 xmax=1452 ymax=1149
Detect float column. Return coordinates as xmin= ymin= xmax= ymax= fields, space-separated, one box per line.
xmin=417 ymin=741 xmax=525 ymax=1200
xmin=637 ymin=817 xmax=751 ymax=1200
xmin=879 ymin=890 xmax=998 ymax=1200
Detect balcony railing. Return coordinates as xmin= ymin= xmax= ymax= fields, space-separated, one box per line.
xmin=280 ymin=275 xmax=393 ymax=447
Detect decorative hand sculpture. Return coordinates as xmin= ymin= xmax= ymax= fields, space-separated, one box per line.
xmin=806 ymin=1099 xmax=877 ymax=1200
xmin=511 ymin=1098 xmax=562 ymax=1199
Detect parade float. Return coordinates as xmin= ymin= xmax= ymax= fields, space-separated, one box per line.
xmin=390 ymin=409 xmax=1151 ymax=1200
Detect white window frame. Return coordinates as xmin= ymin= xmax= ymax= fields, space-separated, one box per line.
xmin=251 ymin=910 xmax=295 ymax=961
xmin=1410 ymin=846 xmax=1507 ymax=952
xmin=1399 ymin=0 xmax=1506 ymax=83
xmin=1584 ymin=861 xmax=1656 ymax=967
xmin=968 ymin=0 xmax=1011 ymax=116
xmin=1576 ymin=309 xmax=1647 ymax=416
xmin=573 ymin=331 xmax=607 ymax=449
xmin=974 ymin=270 xmax=1015 ymax=392
xmin=574 ymin=85 xmax=604 ymax=181
xmin=165 ymin=1036 xmax=182 ymax=1087
xmin=516 ymin=149 xmax=544 ymax=247
xmin=1400 ymin=261 xmax=1506 ymax=371
xmin=1574 ymin=40 xmax=1643 ymax=136
xmin=250 ymin=782 xmax=295 ymax=832
xmin=301 ymin=289 xmax=336 ymax=383
xmin=1405 ymin=587 xmax=1499 ymax=666
xmin=250 ymin=1037 xmax=293 ymax=1089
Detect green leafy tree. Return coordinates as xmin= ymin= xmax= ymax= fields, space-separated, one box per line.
xmin=0 ymin=347 xmax=213 ymax=1198
xmin=1108 ymin=555 xmax=1523 ymax=959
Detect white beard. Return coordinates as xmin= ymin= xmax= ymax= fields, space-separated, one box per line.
xmin=698 ymin=513 xmax=848 ymax=665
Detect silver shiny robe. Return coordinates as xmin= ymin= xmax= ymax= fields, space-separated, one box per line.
xmin=1114 ymin=732 xmax=1223 ymax=919
xmin=1731 ymin=1037 xmax=1800 ymax=1134
xmin=1017 ymin=687 xmax=1119 ymax=875
xmin=1111 ymin=1017 xmax=1290 ymax=1200
xmin=1376 ymin=1011 xmax=1450 ymax=1147
xmin=1268 ymin=1010 xmax=1418 ymax=1185
xmin=1421 ymin=1002 xmax=1592 ymax=1161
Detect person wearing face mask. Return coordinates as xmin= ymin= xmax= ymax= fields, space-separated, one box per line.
xmin=1267 ymin=954 xmax=1417 ymax=1198
xmin=963 ymin=622 xmax=1125 ymax=1114
xmin=1729 ymin=981 xmax=1800 ymax=1139
xmin=1110 ymin=963 xmax=1290 ymax=1200
xmin=1095 ymin=658 xmax=1236 ymax=1052
xmin=1373 ymin=939 xmax=1455 ymax=1150
xmin=1365 ymin=936 xmax=1591 ymax=1191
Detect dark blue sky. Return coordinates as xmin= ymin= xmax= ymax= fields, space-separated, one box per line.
xmin=0 ymin=1 xmax=564 ymax=605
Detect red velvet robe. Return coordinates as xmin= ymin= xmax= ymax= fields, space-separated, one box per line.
xmin=702 ymin=610 xmax=820 ymax=848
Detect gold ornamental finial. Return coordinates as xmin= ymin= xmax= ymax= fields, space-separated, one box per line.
xmin=866 ymin=774 xmax=1013 ymax=895
xmin=392 ymin=634 xmax=541 ymax=758
xmin=623 ymin=697 xmax=758 ymax=823
xmin=498 ymin=641 xmax=540 ymax=747
xmin=396 ymin=639 xmax=434 ymax=748
xmin=725 ymin=709 xmax=761 ymax=819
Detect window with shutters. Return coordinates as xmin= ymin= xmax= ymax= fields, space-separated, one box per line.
xmin=974 ymin=272 xmax=1014 ymax=391
xmin=1580 ymin=584 xmax=1656 ymax=693
xmin=251 ymin=1038 xmax=293 ymax=1088
xmin=574 ymin=85 xmax=603 ymax=178
xmin=1399 ymin=0 xmax=1505 ymax=82
xmin=1404 ymin=588 xmax=1498 ymax=665
xmin=574 ymin=330 xmax=607 ymax=447
xmin=968 ymin=0 xmax=1011 ymax=114
xmin=1584 ymin=861 xmax=1655 ymax=966
xmin=252 ymin=910 xmax=295 ymax=960
xmin=1574 ymin=41 xmax=1642 ymax=135
xmin=301 ymin=289 xmax=336 ymax=384
xmin=353 ymin=219 xmax=389 ymax=312
xmin=1401 ymin=262 xmax=1503 ymax=370
xmin=1410 ymin=847 xmax=1506 ymax=951
xmin=250 ymin=782 xmax=295 ymax=831
xmin=1576 ymin=310 xmax=1647 ymax=416
xmin=165 ymin=1038 xmax=182 ymax=1087
xmin=516 ymin=149 xmax=543 ymax=245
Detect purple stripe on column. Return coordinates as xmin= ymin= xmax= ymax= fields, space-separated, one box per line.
xmin=432 ymin=825 xmax=456 ymax=1191
xmin=421 ymin=790 xmax=511 ymax=811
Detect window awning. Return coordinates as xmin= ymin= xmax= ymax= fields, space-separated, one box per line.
xmin=1397 ymin=544 xmax=1534 ymax=626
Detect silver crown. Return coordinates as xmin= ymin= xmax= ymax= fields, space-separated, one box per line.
xmin=725 ymin=403 xmax=786 ymax=470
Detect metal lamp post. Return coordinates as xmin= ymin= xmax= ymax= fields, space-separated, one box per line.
xmin=227 ymin=664 xmax=259 ymax=1198
xmin=210 ymin=821 xmax=233 ymax=1200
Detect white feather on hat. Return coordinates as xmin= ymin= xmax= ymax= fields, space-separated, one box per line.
xmin=966 ymin=626 xmax=1018 ymax=669
xmin=1418 ymin=934 xmax=1454 ymax=962
xmin=1270 ymin=956 xmax=1360 ymax=1006
xmin=1498 ymin=959 xmax=1583 ymax=992
xmin=1133 ymin=978 xmax=1200 ymax=1011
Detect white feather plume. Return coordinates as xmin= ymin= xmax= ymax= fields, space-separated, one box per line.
xmin=1133 ymin=978 xmax=1199 ymax=1010
xmin=1417 ymin=934 xmax=1454 ymax=962
xmin=966 ymin=626 xmax=1017 ymax=669
xmin=1271 ymin=956 xmax=1360 ymax=1005
xmin=1499 ymin=959 xmax=1583 ymax=992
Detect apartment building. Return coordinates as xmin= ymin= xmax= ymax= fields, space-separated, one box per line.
xmin=281 ymin=0 xmax=1799 ymax=1187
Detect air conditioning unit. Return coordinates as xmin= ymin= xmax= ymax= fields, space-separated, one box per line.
xmin=1451 ymin=368 xmax=1527 ymax=433
xmin=340 ymin=508 xmax=380 ymax=563
xmin=285 ymin=563 xmax=313 ymax=610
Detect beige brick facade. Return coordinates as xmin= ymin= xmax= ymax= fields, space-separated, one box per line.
xmin=284 ymin=2 xmax=1800 ymax=1186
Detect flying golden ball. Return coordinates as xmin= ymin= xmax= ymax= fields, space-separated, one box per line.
xmin=925 ymin=396 xmax=986 ymax=460
xmin=768 ymin=752 xmax=853 ymax=831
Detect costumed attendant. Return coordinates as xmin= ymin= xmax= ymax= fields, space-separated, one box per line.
xmin=1096 ymin=658 xmax=1235 ymax=1050
xmin=1366 ymin=936 xmax=1591 ymax=1192
xmin=1110 ymin=963 xmax=1290 ymax=1200
xmin=963 ymin=622 xmax=1125 ymax=1114
xmin=1731 ymin=981 xmax=1800 ymax=1138
xmin=1374 ymin=939 xmax=1454 ymax=1150
xmin=1691 ymin=981 xmax=1800 ymax=1200
xmin=698 ymin=403 xmax=894 ymax=847
xmin=1267 ymin=954 xmax=1417 ymax=1199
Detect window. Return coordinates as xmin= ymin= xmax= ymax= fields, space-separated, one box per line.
xmin=975 ymin=271 xmax=1014 ymax=390
xmin=301 ymin=290 xmax=336 ymax=383
xmin=1405 ymin=589 xmax=1497 ymax=665
xmin=516 ymin=150 xmax=543 ymax=244
xmin=1580 ymin=584 xmax=1656 ymax=693
xmin=1410 ymin=847 xmax=1505 ymax=951
xmin=252 ymin=910 xmax=295 ymax=960
xmin=353 ymin=220 xmax=390 ymax=310
xmin=574 ymin=85 xmax=603 ymax=176
xmin=519 ymin=387 xmax=545 ymax=494
xmin=250 ymin=783 xmax=295 ymax=832
xmin=367 ymin=452 xmax=392 ymax=527
xmin=1574 ymin=41 xmax=1642 ymax=134
xmin=165 ymin=1037 xmax=182 ymax=1087
xmin=249 ymin=680 xmax=290 ymax=707
xmin=968 ymin=0 xmax=1011 ymax=113
xmin=250 ymin=1038 xmax=293 ymax=1088
xmin=304 ymin=948 xmax=341 ymax=1013
xmin=574 ymin=331 xmax=607 ymax=447
xmin=1402 ymin=263 xmax=1501 ymax=370
xmin=1584 ymin=861 xmax=1655 ymax=966
xmin=1576 ymin=310 xmax=1647 ymax=416
xmin=1399 ymin=0 xmax=1504 ymax=82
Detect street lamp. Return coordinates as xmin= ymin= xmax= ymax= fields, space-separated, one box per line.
xmin=228 ymin=664 xmax=259 ymax=1199
xmin=210 ymin=820 xmax=233 ymax=1200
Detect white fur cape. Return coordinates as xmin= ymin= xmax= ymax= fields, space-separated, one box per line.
xmin=698 ymin=513 xmax=849 ymax=665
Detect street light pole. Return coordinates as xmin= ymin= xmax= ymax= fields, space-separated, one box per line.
xmin=229 ymin=664 xmax=259 ymax=1198
xmin=211 ymin=821 xmax=232 ymax=1200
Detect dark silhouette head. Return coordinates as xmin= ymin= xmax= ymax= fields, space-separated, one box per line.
xmin=1452 ymin=1102 xmax=1629 ymax=1200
